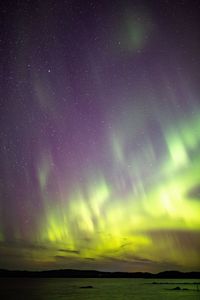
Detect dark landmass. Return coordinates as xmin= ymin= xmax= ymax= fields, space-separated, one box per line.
xmin=151 ymin=281 xmax=200 ymax=284
xmin=166 ymin=286 xmax=200 ymax=291
xmin=0 ymin=269 xmax=200 ymax=278
xmin=168 ymin=286 xmax=187 ymax=291
xmin=80 ymin=285 xmax=94 ymax=288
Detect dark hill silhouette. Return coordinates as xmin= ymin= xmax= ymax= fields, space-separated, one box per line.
xmin=0 ymin=269 xmax=199 ymax=278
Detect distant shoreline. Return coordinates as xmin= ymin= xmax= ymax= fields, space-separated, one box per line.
xmin=0 ymin=269 xmax=199 ymax=278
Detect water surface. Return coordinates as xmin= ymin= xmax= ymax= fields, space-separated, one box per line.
xmin=0 ymin=278 xmax=199 ymax=300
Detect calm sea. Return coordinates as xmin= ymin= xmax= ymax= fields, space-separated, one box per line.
xmin=0 ymin=278 xmax=199 ymax=300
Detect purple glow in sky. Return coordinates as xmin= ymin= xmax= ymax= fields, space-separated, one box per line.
xmin=0 ymin=0 xmax=200 ymax=272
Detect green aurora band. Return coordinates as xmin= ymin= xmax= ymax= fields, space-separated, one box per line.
xmin=24 ymin=111 xmax=200 ymax=271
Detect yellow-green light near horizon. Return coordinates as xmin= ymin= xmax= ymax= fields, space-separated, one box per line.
xmin=33 ymin=111 xmax=200 ymax=271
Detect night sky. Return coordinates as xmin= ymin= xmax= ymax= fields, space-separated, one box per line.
xmin=0 ymin=0 xmax=200 ymax=272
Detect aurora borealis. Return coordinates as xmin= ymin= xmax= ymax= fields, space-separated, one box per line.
xmin=0 ymin=0 xmax=200 ymax=272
